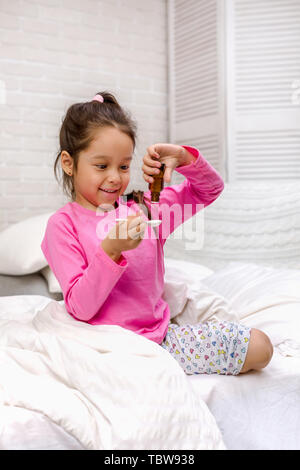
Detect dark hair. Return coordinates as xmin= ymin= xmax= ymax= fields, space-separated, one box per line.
xmin=124 ymin=189 xmax=152 ymax=220
xmin=54 ymin=91 xmax=137 ymax=200
xmin=54 ymin=91 xmax=152 ymax=219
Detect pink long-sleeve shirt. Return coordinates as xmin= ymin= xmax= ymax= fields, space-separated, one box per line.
xmin=41 ymin=146 xmax=224 ymax=344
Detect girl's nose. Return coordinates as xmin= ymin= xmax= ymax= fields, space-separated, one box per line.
xmin=107 ymin=172 xmax=121 ymax=184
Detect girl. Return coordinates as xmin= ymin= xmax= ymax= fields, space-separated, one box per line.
xmin=41 ymin=91 xmax=273 ymax=376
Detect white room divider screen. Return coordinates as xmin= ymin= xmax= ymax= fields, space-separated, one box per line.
xmin=168 ymin=0 xmax=300 ymax=182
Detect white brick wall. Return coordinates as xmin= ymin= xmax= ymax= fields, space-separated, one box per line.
xmin=0 ymin=0 xmax=168 ymax=231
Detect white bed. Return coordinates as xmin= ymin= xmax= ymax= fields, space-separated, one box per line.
xmin=166 ymin=257 xmax=300 ymax=450
xmin=0 ymin=181 xmax=299 ymax=450
xmin=0 ymin=292 xmax=224 ymax=450
xmin=190 ymin=353 xmax=300 ymax=450
xmin=0 ymin=258 xmax=299 ymax=450
xmin=161 ymin=179 xmax=300 ymax=450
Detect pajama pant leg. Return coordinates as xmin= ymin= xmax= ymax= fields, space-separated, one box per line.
xmin=160 ymin=320 xmax=251 ymax=375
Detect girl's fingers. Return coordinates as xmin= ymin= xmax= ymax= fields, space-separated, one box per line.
xmin=125 ymin=215 xmax=144 ymax=229
xmin=129 ymin=222 xmax=147 ymax=239
xmin=142 ymin=156 xmax=163 ymax=183
xmin=147 ymin=145 xmax=160 ymax=159
xmin=143 ymin=173 xmax=154 ymax=183
xmin=142 ymin=167 xmax=159 ymax=181
xmin=116 ymin=213 xmax=143 ymax=226
xmin=116 ymin=218 xmax=146 ymax=240
xmin=142 ymin=147 xmax=163 ymax=184
xmin=142 ymin=164 xmax=161 ymax=178
xmin=144 ymin=155 xmax=161 ymax=167
xmin=163 ymin=166 xmax=172 ymax=183
xmin=143 ymin=159 xmax=161 ymax=170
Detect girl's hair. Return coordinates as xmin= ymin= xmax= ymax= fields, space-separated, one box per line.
xmin=54 ymin=91 xmax=152 ymax=219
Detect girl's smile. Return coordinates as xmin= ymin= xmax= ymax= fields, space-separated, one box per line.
xmin=99 ymin=188 xmax=120 ymax=192
xmin=98 ymin=187 xmax=121 ymax=196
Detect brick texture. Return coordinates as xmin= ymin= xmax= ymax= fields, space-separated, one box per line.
xmin=0 ymin=0 xmax=168 ymax=231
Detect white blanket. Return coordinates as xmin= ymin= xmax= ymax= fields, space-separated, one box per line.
xmin=1 ymin=260 xmax=300 ymax=450
xmin=0 ymin=295 xmax=225 ymax=450
xmin=163 ymin=260 xmax=300 ymax=450
xmin=164 ymin=260 xmax=300 ymax=355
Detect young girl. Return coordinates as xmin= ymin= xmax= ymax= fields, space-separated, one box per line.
xmin=41 ymin=91 xmax=273 ymax=376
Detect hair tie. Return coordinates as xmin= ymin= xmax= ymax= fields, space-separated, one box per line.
xmin=92 ymin=94 xmax=104 ymax=103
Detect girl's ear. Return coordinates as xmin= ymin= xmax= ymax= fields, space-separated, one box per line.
xmin=61 ymin=150 xmax=74 ymax=175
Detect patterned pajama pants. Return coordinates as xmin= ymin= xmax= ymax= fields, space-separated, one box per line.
xmin=160 ymin=321 xmax=252 ymax=375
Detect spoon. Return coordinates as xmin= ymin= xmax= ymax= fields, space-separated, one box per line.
xmin=115 ymin=218 xmax=162 ymax=227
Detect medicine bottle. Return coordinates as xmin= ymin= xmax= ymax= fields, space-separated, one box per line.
xmin=149 ymin=163 xmax=165 ymax=203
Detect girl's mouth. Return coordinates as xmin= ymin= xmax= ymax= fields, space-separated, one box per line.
xmin=99 ymin=188 xmax=119 ymax=194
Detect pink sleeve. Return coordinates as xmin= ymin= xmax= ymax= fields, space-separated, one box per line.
xmin=143 ymin=145 xmax=224 ymax=240
xmin=41 ymin=214 xmax=127 ymax=322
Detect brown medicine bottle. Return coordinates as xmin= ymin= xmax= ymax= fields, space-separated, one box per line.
xmin=149 ymin=162 xmax=166 ymax=203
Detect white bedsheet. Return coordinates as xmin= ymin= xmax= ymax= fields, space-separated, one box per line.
xmin=189 ymin=351 xmax=300 ymax=450
xmin=0 ymin=295 xmax=225 ymax=450
xmin=0 ymin=405 xmax=84 ymax=450
xmin=164 ymin=260 xmax=300 ymax=450
xmin=1 ymin=259 xmax=300 ymax=450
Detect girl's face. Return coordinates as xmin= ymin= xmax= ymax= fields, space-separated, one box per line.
xmin=73 ymin=126 xmax=133 ymax=211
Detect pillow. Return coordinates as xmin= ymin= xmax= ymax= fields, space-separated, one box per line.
xmin=40 ymin=265 xmax=62 ymax=294
xmin=162 ymin=257 xmax=214 ymax=319
xmin=0 ymin=212 xmax=54 ymax=275
xmin=164 ymin=257 xmax=213 ymax=282
xmin=202 ymin=261 xmax=300 ymax=348
xmin=164 ymin=181 xmax=300 ymax=271
xmin=40 ymin=255 xmax=214 ymax=296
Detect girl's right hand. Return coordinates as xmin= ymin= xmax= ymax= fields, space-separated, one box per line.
xmin=101 ymin=211 xmax=147 ymax=258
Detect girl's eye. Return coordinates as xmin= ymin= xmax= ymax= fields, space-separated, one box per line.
xmin=96 ymin=165 xmax=129 ymax=170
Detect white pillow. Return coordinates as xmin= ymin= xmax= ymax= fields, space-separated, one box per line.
xmin=163 ymin=257 xmax=214 ymax=319
xmin=0 ymin=212 xmax=54 ymax=275
xmin=164 ymin=257 xmax=213 ymax=282
xmin=39 ymin=255 xmax=214 ymax=296
xmin=40 ymin=265 xmax=62 ymax=294
xmin=202 ymin=261 xmax=300 ymax=348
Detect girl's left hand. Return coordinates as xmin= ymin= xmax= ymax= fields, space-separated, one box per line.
xmin=142 ymin=143 xmax=191 ymax=184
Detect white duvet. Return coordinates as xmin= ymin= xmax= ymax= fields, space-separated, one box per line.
xmin=163 ymin=260 xmax=300 ymax=450
xmin=1 ymin=259 xmax=300 ymax=450
xmin=164 ymin=259 xmax=300 ymax=355
xmin=0 ymin=295 xmax=225 ymax=450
